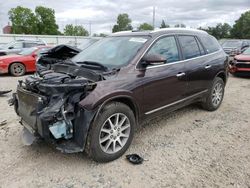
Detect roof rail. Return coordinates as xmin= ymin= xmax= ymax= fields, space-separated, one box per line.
xmin=150 ymin=28 xmax=207 ymax=34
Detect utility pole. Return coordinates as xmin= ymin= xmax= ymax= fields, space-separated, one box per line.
xmin=153 ymin=6 xmax=155 ymax=29
xmin=89 ymin=21 xmax=92 ymax=36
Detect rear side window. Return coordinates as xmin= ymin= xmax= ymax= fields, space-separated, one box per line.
xmin=178 ymin=35 xmax=201 ymax=59
xmin=200 ymin=35 xmax=221 ymax=54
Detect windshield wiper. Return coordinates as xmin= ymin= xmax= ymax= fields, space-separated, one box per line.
xmin=75 ymin=61 xmax=108 ymax=72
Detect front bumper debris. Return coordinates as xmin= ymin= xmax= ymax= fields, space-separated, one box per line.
xmin=10 ymin=65 xmax=100 ymax=153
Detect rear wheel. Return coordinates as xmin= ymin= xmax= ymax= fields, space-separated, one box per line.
xmin=202 ymin=77 xmax=225 ymax=111
xmin=86 ymin=102 xmax=135 ymax=162
xmin=10 ymin=63 xmax=26 ymax=76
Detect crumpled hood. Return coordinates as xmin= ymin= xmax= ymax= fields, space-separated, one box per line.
xmin=41 ymin=44 xmax=81 ymax=59
xmin=36 ymin=44 xmax=82 ymax=73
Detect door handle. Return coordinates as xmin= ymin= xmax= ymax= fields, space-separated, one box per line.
xmin=176 ymin=72 xmax=186 ymax=78
xmin=205 ymin=65 xmax=212 ymax=69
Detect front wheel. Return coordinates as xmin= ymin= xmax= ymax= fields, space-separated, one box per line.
xmin=10 ymin=63 xmax=26 ymax=76
xmin=202 ymin=77 xmax=225 ymax=111
xmin=86 ymin=102 xmax=135 ymax=162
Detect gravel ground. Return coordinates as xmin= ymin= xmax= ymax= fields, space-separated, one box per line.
xmin=0 ymin=74 xmax=250 ymax=188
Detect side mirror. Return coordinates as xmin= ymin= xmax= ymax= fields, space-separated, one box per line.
xmin=141 ymin=54 xmax=166 ymax=67
xmin=32 ymin=54 xmax=37 ymax=58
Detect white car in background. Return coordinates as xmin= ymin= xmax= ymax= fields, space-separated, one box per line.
xmin=0 ymin=39 xmax=47 ymax=56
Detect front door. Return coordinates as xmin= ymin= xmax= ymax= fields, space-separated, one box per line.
xmin=140 ymin=36 xmax=187 ymax=115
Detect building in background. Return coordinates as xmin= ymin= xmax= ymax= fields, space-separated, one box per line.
xmin=3 ymin=23 xmax=11 ymax=34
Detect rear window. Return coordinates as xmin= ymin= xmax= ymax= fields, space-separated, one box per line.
xmin=200 ymin=35 xmax=221 ymax=54
xmin=178 ymin=35 xmax=201 ymax=59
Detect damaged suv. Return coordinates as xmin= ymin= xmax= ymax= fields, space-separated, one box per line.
xmin=11 ymin=29 xmax=228 ymax=162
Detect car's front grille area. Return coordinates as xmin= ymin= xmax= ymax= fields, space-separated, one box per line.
xmin=236 ymin=60 xmax=250 ymax=63
xmin=17 ymin=87 xmax=45 ymax=130
xmin=236 ymin=63 xmax=250 ymax=68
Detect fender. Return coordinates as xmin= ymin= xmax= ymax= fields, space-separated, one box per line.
xmin=79 ymin=89 xmax=140 ymax=117
xmin=215 ymin=70 xmax=228 ymax=84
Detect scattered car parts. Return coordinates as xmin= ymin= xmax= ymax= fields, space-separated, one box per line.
xmin=0 ymin=90 xmax=11 ymax=95
xmin=0 ymin=120 xmax=7 ymax=126
xmin=126 ymin=154 xmax=144 ymax=165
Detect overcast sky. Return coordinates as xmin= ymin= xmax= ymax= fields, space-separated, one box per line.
xmin=0 ymin=0 xmax=249 ymax=34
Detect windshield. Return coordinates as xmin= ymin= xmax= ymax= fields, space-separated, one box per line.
xmin=18 ymin=47 xmax=37 ymax=55
xmin=222 ymin=41 xmax=241 ymax=48
xmin=243 ymin=47 xmax=250 ymax=55
xmin=78 ymin=39 xmax=99 ymax=50
xmin=72 ymin=36 xmax=149 ymax=69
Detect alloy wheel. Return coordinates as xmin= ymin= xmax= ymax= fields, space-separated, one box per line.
xmin=212 ymin=82 xmax=223 ymax=107
xmin=99 ymin=113 xmax=131 ymax=154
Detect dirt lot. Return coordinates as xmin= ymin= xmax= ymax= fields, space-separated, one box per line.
xmin=0 ymin=74 xmax=250 ymax=188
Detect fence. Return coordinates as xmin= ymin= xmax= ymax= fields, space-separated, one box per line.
xmin=0 ymin=34 xmax=102 ymax=47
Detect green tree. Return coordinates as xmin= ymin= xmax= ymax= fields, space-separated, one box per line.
xmin=231 ymin=10 xmax=250 ymax=39
xmin=93 ymin=33 xmax=108 ymax=37
xmin=64 ymin=24 xmax=89 ymax=36
xmin=138 ymin=23 xmax=154 ymax=30
xmin=112 ymin=13 xmax=133 ymax=33
xmin=174 ymin=23 xmax=186 ymax=28
xmin=160 ymin=20 xmax=170 ymax=28
xmin=199 ymin=23 xmax=232 ymax=39
xmin=8 ymin=6 xmax=38 ymax=34
xmin=35 ymin=6 xmax=59 ymax=35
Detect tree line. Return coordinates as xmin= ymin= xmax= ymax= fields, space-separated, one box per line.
xmin=8 ymin=6 xmax=89 ymax=36
xmin=7 ymin=6 xmax=250 ymax=39
xmin=112 ymin=11 xmax=250 ymax=39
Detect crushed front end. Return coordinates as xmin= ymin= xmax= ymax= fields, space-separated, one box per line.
xmin=10 ymin=64 xmax=101 ymax=153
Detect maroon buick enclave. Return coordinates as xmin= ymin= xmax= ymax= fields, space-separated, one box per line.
xmin=11 ymin=28 xmax=228 ymax=162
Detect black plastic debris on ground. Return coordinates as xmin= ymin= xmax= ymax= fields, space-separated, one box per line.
xmin=0 ymin=90 xmax=12 ymax=95
xmin=0 ymin=120 xmax=7 ymax=126
xmin=126 ymin=154 xmax=144 ymax=165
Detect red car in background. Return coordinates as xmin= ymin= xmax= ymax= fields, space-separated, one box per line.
xmin=0 ymin=46 xmax=51 ymax=76
xmin=229 ymin=47 xmax=250 ymax=75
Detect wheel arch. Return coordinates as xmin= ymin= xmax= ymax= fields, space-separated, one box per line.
xmin=215 ymin=71 xmax=227 ymax=84
xmin=8 ymin=61 xmax=26 ymax=74
xmin=94 ymin=95 xmax=140 ymax=126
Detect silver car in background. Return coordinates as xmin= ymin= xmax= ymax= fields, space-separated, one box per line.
xmin=0 ymin=39 xmax=47 ymax=56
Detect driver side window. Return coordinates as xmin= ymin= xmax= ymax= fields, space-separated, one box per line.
xmin=147 ymin=36 xmax=180 ymax=65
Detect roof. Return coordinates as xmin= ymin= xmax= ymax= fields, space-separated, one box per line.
xmin=111 ymin=28 xmax=208 ymax=37
xmin=15 ymin=39 xmax=46 ymax=43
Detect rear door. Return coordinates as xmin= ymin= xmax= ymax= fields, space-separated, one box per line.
xmin=141 ymin=35 xmax=187 ymax=115
xmin=177 ymin=35 xmax=211 ymax=96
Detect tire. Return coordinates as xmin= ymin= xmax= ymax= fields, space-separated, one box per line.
xmin=10 ymin=63 xmax=26 ymax=76
xmin=202 ymin=77 xmax=225 ymax=111
xmin=86 ymin=102 xmax=135 ymax=162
